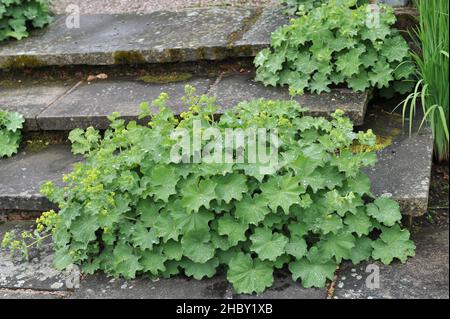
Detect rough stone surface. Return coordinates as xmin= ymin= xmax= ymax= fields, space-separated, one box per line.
xmin=69 ymin=273 xmax=234 ymax=299
xmin=49 ymin=0 xmax=278 ymax=14
xmin=210 ymin=74 xmax=368 ymax=125
xmin=0 ymin=289 xmax=68 ymax=299
xmin=0 ymin=8 xmax=279 ymax=68
xmin=70 ymin=270 xmax=327 ymax=299
xmin=363 ymin=106 xmax=434 ymax=216
xmin=333 ymin=224 xmax=449 ymax=299
xmin=0 ymin=221 xmax=81 ymax=291
xmin=37 ymin=78 xmax=213 ymax=130
xmin=0 ymin=145 xmax=81 ymax=211
xmin=27 ymin=75 xmax=369 ymax=130
xmin=0 ymin=80 xmax=74 ymax=131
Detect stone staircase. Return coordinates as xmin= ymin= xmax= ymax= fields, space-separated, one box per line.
xmin=0 ymin=7 xmax=433 ymax=217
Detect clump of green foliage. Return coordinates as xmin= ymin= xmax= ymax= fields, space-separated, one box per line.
xmin=280 ymin=0 xmax=368 ymax=15
xmin=401 ymin=0 xmax=449 ymax=162
xmin=0 ymin=109 xmax=24 ymax=157
xmin=0 ymin=0 xmax=52 ymax=41
xmin=255 ymin=0 xmax=414 ymax=94
xmin=1 ymin=86 xmax=415 ymax=294
xmin=280 ymin=0 xmax=326 ymax=15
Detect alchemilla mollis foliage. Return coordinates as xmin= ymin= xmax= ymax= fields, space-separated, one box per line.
xmin=1 ymin=86 xmax=415 ymax=294
xmin=0 ymin=109 xmax=24 ymax=157
xmin=255 ymin=0 xmax=415 ymax=94
xmin=0 ymin=0 xmax=52 ymax=41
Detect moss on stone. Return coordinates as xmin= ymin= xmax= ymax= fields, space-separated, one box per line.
xmin=0 ymin=56 xmax=45 ymax=69
xmin=352 ymin=128 xmax=402 ymax=153
xmin=227 ymin=8 xmax=263 ymax=48
xmin=0 ymin=80 xmax=20 ymax=88
xmin=137 ymin=72 xmax=192 ymax=84
xmin=113 ymin=51 xmax=146 ymax=65
xmin=23 ymin=132 xmax=67 ymax=153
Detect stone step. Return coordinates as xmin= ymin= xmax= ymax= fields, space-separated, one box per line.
xmin=0 ymin=5 xmax=417 ymax=70
xmin=0 ymin=7 xmax=287 ymax=69
xmin=0 ymin=105 xmax=433 ymax=216
xmin=0 ymin=73 xmax=369 ymax=131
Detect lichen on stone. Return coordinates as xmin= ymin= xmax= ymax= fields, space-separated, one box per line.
xmin=0 ymin=56 xmax=45 ymax=69
xmin=137 ymin=72 xmax=192 ymax=84
xmin=113 ymin=51 xmax=145 ymax=65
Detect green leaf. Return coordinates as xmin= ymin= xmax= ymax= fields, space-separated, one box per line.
xmin=181 ymin=230 xmax=215 ymax=264
xmin=344 ymin=208 xmax=373 ymax=236
xmin=234 ymin=194 xmax=270 ymax=225
xmin=181 ymin=257 xmax=219 ymax=280
xmin=4 ymin=111 xmax=24 ymax=132
xmin=163 ymin=240 xmax=183 ymax=261
xmin=141 ymin=247 xmax=167 ymax=275
xmin=213 ymin=173 xmax=248 ymax=204
xmin=372 ymin=224 xmax=416 ymax=265
xmin=154 ymin=212 xmax=180 ymax=243
xmin=261 ymin=174 xmax=305 ymax=214
xmin=112 ymin=243 xmax=143 ymax=279
xmin=217 ymin=214 xmax=248 ymax=246
xmin=145 ymin=164 xmax=180 ymax=202
xmin=381 ymin=36 xmax=410 ymax=63
xmin=53 ymin=247 xmax=74 ymax=270
xmin=250 ymin=227 xmax=288 ymax=261
xmin=335 ymin=47 xmax=364 ymax=78
xmin=318 ymin=231 xmax=356 ymax=263
xmin=285 ymin=237 xmax=308 ymax=259
xmin=179 ymin=177 xmax=217 ymax=213
xmin=131 ymin=222 xmax=160 ymax=250
xmin=227 ymin=253 xmax=274 ymax=294
xmin=366 ymin=197 xmax=402 ymax=227
xmin=289 ymin=247 xmax=337 ymax=288
xmin=350 ymin=237 xmax=373 ymax=264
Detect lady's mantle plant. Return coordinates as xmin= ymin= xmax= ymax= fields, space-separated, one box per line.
xmin=0 ymin=0 xmax=52 ymax=41
xmin=255 ymin=0 xmax=415 ymax=94
xmin=1 ymin=86 xmax=415 ymax=294
xmin=0 ymin=109 xmax=24 ymax=157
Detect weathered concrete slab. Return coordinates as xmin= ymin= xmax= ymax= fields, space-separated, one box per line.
xmin=70 ymin=270 xmax=326 ymax=299
xmin=0 ymin=145 xmax=81 ymax=211
xmin=70 ymin=273 xmax=233 ymax=299
xmin=0 ymin=289 xmax=68 ymax=299
xmin=234 ymin=7 xmax=288 ymax=50
xmin=363 ymin=106 xmax=434 ymax=216
xmin=333 ymin=224 xmax=449 ymax=299
xmin=210 ymin=74 xmax=369 ymax=125
xmin=0 ymin=8 xmax=280 ymax=68
xmin=0 ymin=221 xmax=80 ymax=291
xmin=0 ymin=80 xmax=74 ymax=131
xmin=37 ymin=78 xmax=213 ymax=130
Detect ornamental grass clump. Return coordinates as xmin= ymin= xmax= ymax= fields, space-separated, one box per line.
xmin=401 ymin=0 xmax=449 ymax=162
xmin=1 ymin=87 xmax=415 ymax=294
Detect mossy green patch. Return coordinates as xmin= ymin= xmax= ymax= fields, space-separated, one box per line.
xmin=0 ymin=80 xmax=20 ymax=88
xmin=352 ymin=128 xmax=402 ymax=153
xmin=0 ymin=56 xmax=45 ymax=69
xmin=137 ymin=72 xmax=192 ymax=84
xmin=23 ymin=132 xmax=67 ymax=153
xmin=113 ymin=51 xmax=146 ymax=65
xmin=227 ymin=8 xmax=263 ymax=48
